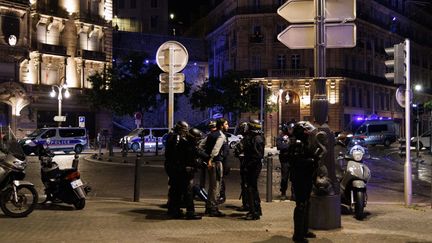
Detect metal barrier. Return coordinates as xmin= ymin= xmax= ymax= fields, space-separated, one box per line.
xmin=134 ymin=154 xmax=142 ymax=202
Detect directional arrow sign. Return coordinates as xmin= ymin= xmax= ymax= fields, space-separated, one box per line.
xmin=277 ymin=0 xmax=356 ymax=23
xmin=277 ymin=23 xmax=356 ymax=49
xmin=159 ymin=82 xmax=185 ymax=94
xmin=159 ymin=73 xmax=185 ymax=83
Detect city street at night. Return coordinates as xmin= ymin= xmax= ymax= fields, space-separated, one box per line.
xmin=0 ymin=146 xmax=431 ymax=242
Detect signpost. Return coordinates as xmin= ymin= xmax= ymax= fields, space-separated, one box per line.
xmin=277 ymin=0 xmax=356 ymax=23
xmin=277 ymin=0 xmax=357 ymax=230
xmin=278 ymin=23 xmax=356 ymax=49
xmin=156 ymin=41 xmax=188 ymax=130
xmin=78 ymin=116 xmax=85 ymax=128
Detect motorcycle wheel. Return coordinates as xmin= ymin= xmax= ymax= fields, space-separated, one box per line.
xmin=0 ymin=185 xmax=38 ymax=218
xmin=73 ymin=198 xmax=85 ymax=210
xmin=354 ymin=190 xmax=365 ymax=220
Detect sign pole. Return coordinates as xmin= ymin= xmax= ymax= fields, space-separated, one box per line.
xmin=308 ymin=0 xmax=341 ymax=230
xmin=168 ymin=47 xmax=174 ymax=130
xmin=404 ymin=39 xmax=412 ymax=206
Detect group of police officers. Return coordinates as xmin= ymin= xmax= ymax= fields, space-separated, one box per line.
xmin=164 ymin=118 xmax=318 ymax=243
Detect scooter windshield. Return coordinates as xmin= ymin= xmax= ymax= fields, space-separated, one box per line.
xmin=5 ymin=140 xmax=26 ymax=161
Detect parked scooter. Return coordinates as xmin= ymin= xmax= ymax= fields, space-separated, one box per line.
xmin=0 ymin=139 xmax=38 ymax=217
xmin=338 ymin=144 xmax=371 ymax=220
xmin=38 ymin=143 xmax=90 ymax=209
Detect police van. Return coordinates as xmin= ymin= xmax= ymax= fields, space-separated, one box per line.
xmin=119 ymin=128 xmax=168 ymax=152
xmin=20 ymin=127 xmax=87 ymax=155
xmin=353 ymin=119 xmax=399 ymax=147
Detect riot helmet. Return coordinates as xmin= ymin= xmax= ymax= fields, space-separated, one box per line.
xmin=208 ymin=120 xmax=217 ymax=130
xmin=237 ymin=122 xmax=249 ymax=135
xmin=174 ymin=120 xmax=189 ymax=134
xmin=189 ymin=127 xmax=203 ymax=140
xmin=248 ymin=119 xmax=262 ymax=132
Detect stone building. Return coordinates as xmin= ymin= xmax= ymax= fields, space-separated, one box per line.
xmin=0 ymin=0 xmax=113 ymax=138
xmin=196 ymin=0 xmax=432 ymax=144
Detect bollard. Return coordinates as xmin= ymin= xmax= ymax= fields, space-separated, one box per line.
xmin=266 ymin=152 xmax=273 ymax=202
xmin=122 ymin=139 xmax=128 ymax=163
xmin=72 ymin=154 xmax=79 ymax=169
xmin=108 ymin=137 xmax=114 ymax=156
xmin=134 ymin=154 xmax=142 ymax=202
xmin=155 ymin=138 xmax=159 ymax=156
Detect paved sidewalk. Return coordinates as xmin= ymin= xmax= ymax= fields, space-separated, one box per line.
xmin=0 ymin=197 xmax=431 ymax=243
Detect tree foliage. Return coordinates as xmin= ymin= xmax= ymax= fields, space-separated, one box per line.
xmin=190 ymin=71 xmax=270 ymax=117
xmin=87 ymin=52 xmax=161 ymax=116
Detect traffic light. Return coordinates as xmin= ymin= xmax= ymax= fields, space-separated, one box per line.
xmin=399 ymin=138 xmax=406 ymax=157
xmin=384 ymin=42 xmax=407 ymax=84
xmin=417 ymin=103 xmax=424 ymax=115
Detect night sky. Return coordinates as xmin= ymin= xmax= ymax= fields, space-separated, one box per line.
xmin=168 ymin=0 xmax=214 ymax=29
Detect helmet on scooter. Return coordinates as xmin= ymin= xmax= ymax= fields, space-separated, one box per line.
xmin=350 ymin=145 xmax=365 ymax=162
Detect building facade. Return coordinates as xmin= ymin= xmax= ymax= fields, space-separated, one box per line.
xmin=112 ymin=0 xmax=168 ymax=34
xmin=200 ymin=0 xmax=432 ymax=144
xmin=0 ymin=0 xmax=113 ymax=138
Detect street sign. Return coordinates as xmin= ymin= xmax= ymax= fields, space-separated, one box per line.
xmin=156 ymin=41 xmax=189 ymax=73
xmin=54 ymin=116 xmax=66 ymax=122
xmin=78 ymin=116 xmax=85 ymax=127
xmin=159 ymin=82 xmax=185 ymax=94
xmin=277 ymin=0 xmax=356 ymax=23
xmin=159 ymin=73 xmax=185 ymax=83
xmin=277 ymin=23 xmax=356 ymax=49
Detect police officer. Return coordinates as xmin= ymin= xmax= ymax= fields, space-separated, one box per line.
xmin=233 ymin=121 xmax=249 ymax=211
xmin=242 ymin=119 xmax=264 ymax=220
xmin=276 ymin=122 xmax=295 ymax=200
xmin=288 ymin=122 xmax=318 ymax=242
xmin=179 ymin=127 xmax=207 ymax=220
xmin=164 ymin=121 xmax=189 ymax=219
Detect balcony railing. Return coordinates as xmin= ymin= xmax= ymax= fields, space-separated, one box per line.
xmin=268 ymin=69 xmax=310 ymax=77
xmin=77 ymin=49 xmax=106 ymax=61
xmin=36 ymin=43 xmax=67 ymax=56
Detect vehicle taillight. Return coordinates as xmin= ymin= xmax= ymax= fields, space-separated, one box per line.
xmin=66 ymin=171 xmax=80 ymax=181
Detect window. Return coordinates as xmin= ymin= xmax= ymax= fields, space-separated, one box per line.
xmin=351 ymin=87 xmax=356 ymax=107
xmin=277 ymin=54 xmax=286 ymax=69
xmin=368 ymin=125 xmax=387 ymax=133
xmin=151 ymin=0 xmax=157 ymax=8
xmin=359 ymin=89 xmax=363 ymax=107
xmin=366 ymin=90 xmax=371 ymax=108
xmin=42 ymin=129 xmax=56 ymax=138
xmin=344 ymin=86 xmax=349 ymax=106
xmin=291 ymin=54 xmax=300 ymax=69
xmin=59 ymin=129 xmax=85 ymax=138
xmin=150 ymin=16 xmax=158 ymax=29
xmin=118 ymin=0 xmax=124 ymax=9
xmin=131 ymin=0 xmax=136 ymax=8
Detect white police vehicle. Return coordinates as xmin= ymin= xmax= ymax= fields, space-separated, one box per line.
xmin=119 ymin=128 xmax=168 ymax=152
xmin=19 ymin=127 xmax=87 ymax=155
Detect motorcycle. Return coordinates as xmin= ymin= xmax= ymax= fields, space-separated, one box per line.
xmin=38 ymin=144 xmax=90 ymax=210
xmin=0 ymin=139 xmax=38 ymax=217
xmin=338 ymin=144 xmax=371 ymax=220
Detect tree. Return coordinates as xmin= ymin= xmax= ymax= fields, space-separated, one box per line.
xmin=190 ymin=71 xmax=274 ymax=120
xmin=86 ymin=52 xmax=161 ymax=116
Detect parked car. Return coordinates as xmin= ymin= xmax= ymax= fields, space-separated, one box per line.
xmin=119 ymin=128 xmax=168 ymax=152
xmin=19 ymin=127 xmax=87 ymax=155
xmin=226 ymin=132 xmax=243 ymax=149
xmin=411 ymin=130 xmax=431 ymax=149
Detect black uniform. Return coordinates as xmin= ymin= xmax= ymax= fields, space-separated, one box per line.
xmin=165 ymin=128 xmax=202 ymax=219
xmin=288 ymin=123 xmax=318 ymax=242
xmin=243 ymin=130 xmax=264 ymax=220
xmin=234 ymin=136 xmax=249 ymax=210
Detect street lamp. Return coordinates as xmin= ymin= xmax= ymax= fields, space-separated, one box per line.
xmin=50 ymin=82 xmax=70 ymax=126
xmin=278 ymin=89 xmax=284 ymax=126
